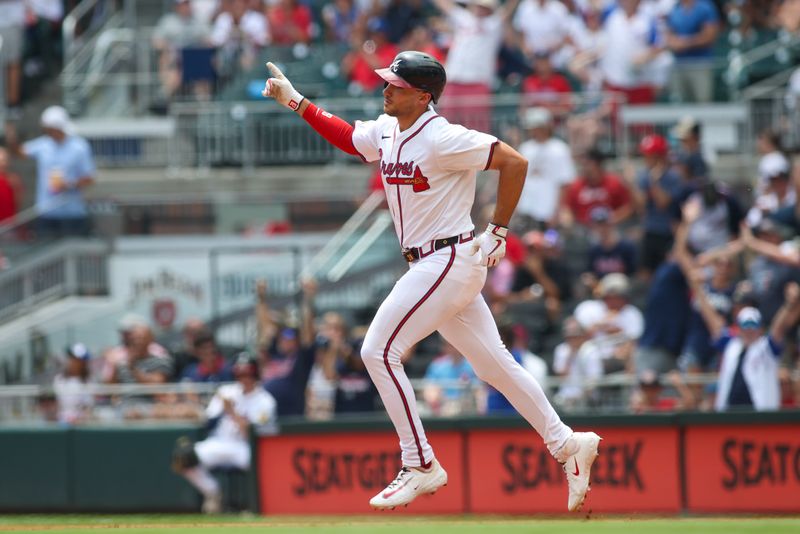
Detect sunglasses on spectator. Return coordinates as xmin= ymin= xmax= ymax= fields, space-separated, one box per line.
xmin=738 ymin=321 xmax=761 ymax=330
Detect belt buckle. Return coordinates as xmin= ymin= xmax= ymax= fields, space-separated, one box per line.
xmin=402 ymin=249 xmax=416 ymax=262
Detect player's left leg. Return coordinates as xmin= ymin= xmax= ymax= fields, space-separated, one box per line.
xmin=184 ymin=438 xmax=251 ymax=513
xmin=438 ymin=294 xmax=601 ymax=512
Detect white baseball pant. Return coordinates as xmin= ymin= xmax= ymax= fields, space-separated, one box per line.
xmin=195 ymin=437 xmax=251 ymax=469
xmin=361 ymin=239 xmax=572 ymax=467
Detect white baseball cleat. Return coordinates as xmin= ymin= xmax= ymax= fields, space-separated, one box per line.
xmin=369 ymin=459 xmax=448 ymax=510
xmin=557 ymin=431 xmax=602 ymax=512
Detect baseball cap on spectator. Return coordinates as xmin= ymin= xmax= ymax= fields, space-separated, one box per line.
xmin=759 ymin=152 xmax=790 ymax=181
xmin=562 ymin=319 xmax=585 ymax=338
xmin=280 ymin=327 xmax=298 ymax=339
xmin=672 ymin=116 xmax=700 ymax=140
xmin=598 ymin=273 xmax=630 ymax=298
xmin=637 ymin=369 xmax=661 ymax=388
xmin=522 ymin=107 xmax=552 ymax=129
xmin=732 ymin=283 xmax=758 ymax=308
xmin=367 ymin=17 xmax=389 ymax=35
xmin=589 ymin=206 xmax=611 ymax=224
xmin=67 ymin=343 xmax=91 ymax=360
xmin=639 ymin=134 xmax=668 ymax=157
xmin=736 ymin=307 xmax=762 ymax=329
xmin=40 ymin=106 xmax=74 ymax=134
xmin=118 ymin=313 xmax=148 ymax=332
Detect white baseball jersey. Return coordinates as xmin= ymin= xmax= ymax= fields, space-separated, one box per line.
xmin=206 ymin=383 xmax=276 ymax=442
xmin=352 ymin=108 xmax=497 ymax=249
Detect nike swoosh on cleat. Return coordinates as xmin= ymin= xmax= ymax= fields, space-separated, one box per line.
xmin=572 ymin=458 xmax=580 ymax=476
xmin=381 ymin=478 xmax=412 ymax=499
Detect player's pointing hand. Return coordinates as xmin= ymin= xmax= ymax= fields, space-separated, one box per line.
xmin=262 ymin=62 xmax=305 ymax=111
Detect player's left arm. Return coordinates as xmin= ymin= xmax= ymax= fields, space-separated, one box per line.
xmin=485 ymin=141 xmax=527 ymax=228
xmin=470 ymin=141 xmax=527 ymax=267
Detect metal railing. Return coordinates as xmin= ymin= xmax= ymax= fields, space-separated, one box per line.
xmin=0 ymin=239 xmax=110 ymax=322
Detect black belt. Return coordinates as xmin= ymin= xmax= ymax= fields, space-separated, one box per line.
xmin=402 ymin=231 xmax=475 ymax=262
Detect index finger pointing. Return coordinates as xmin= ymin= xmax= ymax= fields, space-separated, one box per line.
xmin=266 ymin=62 xmax=286 ymax=80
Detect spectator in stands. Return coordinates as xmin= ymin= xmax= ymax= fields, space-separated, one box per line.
xmin=306 ymin=311 xmax=351 ymax=420
xmin=564 ymin=148 xmax=633 ymax=227
xmin=664 ymin=0 xmax=721 ymax=103
xmin=267 ymin=0 xmax=313 ymax=45
xmin=696 ymin=279 xmax=800 ymax=412
xmin=152 ymin=0 xmax=212 ymax=104
xmin=628 ymin=134 xmax=682 ymax=277
xmin=400 ymin=25 xmax=445 ymax=62
xmin=508 ymin=229 xmax=569 ymax=322
xmin=5 ymin=107 xmax=96 ymax=239
xmin=584 ymin=206 xmax=638 ymax=282
xmin=172 ymin=353 xmax=276 ymax=513
xmin=106 ymin=324 xmax=174 ymax=384
xmin=0 ymin=147 xmax=22 ymax=225
xmin=600 ymin=0 xmax=665 ymax=106
xmin=384 ymin=0 xmax=428 ymax=44
xmin=513 ymin=0 xmax=573 ymax=69
xmin=210 ymin=0 xmax=270 ymax=79
xmin=520 ymin=52 xmax=573 ymax=119
xmin=53 ymin=343 xmax=94 ymax=425
xmin=169 ymin=317 xmax=212 ymax=379
xmin=433 ymin=0 xmax=518 ymax=132
xmin=341 ymin=18 xmax=399 ymax=95
xmin=334 ymin=335 xmax=379 ymax=414
xmin=515 ymin=107 xmax=576 ymax=230
xmin=683 ymin=181 xmax=743 ymax=255
xmin=181 ymin=332 xmax=234 ymax=383
xmin=486 ymin=322 xmax=548 ymax=414
xmin=256 ymin=278 xmax=316 ymax=417
xmin=671 ymin=115 xmax=709 ymax=185
xmin=746 ymin=153 xmax=793 ymax=228
xmin=574 ymin=273 xmax=643 ymax=374
xmin=552 ymin=317 xmax=603 ymax=409
xmin=322 ymin=0 xmax=361 ymax=44
xmin=629 ymin=369 xmax=694 ymax=413
xmin=423 ymin=338 xmax=479 ymax=416
xmin=0 ymin=0 xmax=24 ymax=116
xmin=24 ymin=0 xmax=65 ymax=77
xmin=755 ymin=129 xmax=790 ymax=197
xmin=101 ymin=315 xmax=170 ymax=383
xmin=635 ymin=261 xmax=691 ymax=374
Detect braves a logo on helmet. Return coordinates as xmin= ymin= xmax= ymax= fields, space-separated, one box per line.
xmin=382 ymin=159 xmax=430 ymax=192
xmin=390 ymin=60 xmax=402 ymax=73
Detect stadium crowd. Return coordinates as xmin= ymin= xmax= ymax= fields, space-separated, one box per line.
xmin=2 ymin=0 xmax=798 ymax=424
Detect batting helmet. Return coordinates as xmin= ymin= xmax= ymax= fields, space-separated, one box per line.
xmin=375 ymin=51 xmax=447 ymax=104
xmin=233 ymin=352 xmax=260 ymax=379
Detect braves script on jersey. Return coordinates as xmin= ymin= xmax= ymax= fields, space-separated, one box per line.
xmin=352 ymin=108 xmax=497 ymax=249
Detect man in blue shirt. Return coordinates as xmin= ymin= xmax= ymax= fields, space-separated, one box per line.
xmin=7 ymin=106 xmax=96 ymax=238
xmin=664 ymin=0 xmax=720 ymax=102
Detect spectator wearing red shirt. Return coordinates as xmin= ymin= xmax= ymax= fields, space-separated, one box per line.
xmin=521 ymin=52 xmax=573 ymax=118
xmin=267 ymin=0 xmax=313 ymax=45
xmin=0 ymin=147 xmax=22 ymax=224
xmin=341 ymin=18 xmax=399 ymax=94
xmin=564 ymin=148 xmax=633 ymax=226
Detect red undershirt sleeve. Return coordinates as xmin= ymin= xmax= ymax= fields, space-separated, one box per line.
xmin=301 ymin=102 xmax=362 ymax=158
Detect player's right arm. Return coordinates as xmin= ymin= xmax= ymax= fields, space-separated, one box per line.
xmin=262 ymin=62 xmax=370 ymax=160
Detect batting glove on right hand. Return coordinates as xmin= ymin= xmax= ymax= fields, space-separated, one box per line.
xmin=262 ymin=62 xmax=305 ymax=111
xmin=470 ymin=223 xmax=508 ymax=268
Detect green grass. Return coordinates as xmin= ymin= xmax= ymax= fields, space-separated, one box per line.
xmin=0 ymin=515 xmax=798 ymax=534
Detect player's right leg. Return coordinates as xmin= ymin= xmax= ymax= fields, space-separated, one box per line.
xmin=438 ymin=294 xmax=601 ymax=511
xmin=360 ymin=244 xmax=481 ymax=509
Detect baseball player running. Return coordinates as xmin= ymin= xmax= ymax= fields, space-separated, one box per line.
xmin=262 ymin=51 xmax=601 ymax=512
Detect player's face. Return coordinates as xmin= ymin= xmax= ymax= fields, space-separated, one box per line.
xmin=383 ymin=83 xmax=429 ymax=118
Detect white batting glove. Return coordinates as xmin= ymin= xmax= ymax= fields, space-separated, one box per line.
xmin=262 ymin=62 xmax=305 ymax=111
xmin=470 ymin=223 xmax=508 ymax=268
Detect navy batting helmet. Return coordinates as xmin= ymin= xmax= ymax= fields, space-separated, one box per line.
xmin=233 ymin=352 xmax=260 ymax=379
xmin=375 ymin=51 xmax=447 ymax=104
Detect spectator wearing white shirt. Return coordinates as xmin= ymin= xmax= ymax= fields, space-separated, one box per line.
xmin=755 ymin=129 xmax=791 ymax=196
xmin=574 ymin=273 xmax=644 ymax=373
xmin=693 ymin=282 xmax=800 ymax=412
xmin=512 ymin=0 xmax=573 ymax=69
xmin=553 ymin=317 xmax=604 ymax=409
xmin=211 ymin=0 xmax=270 ymax=78
xmin=600 ymin=0 xmax=667 ymax=106
xmin=433 ymin=0 xmax=519 ymax=132
xmin=746 ymin=153 xmax=794 ymax=229
xmin=515 ymin=107 xmax=576 ymax=229
xmin=172 ymin=353 xmax=277 ymax=513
